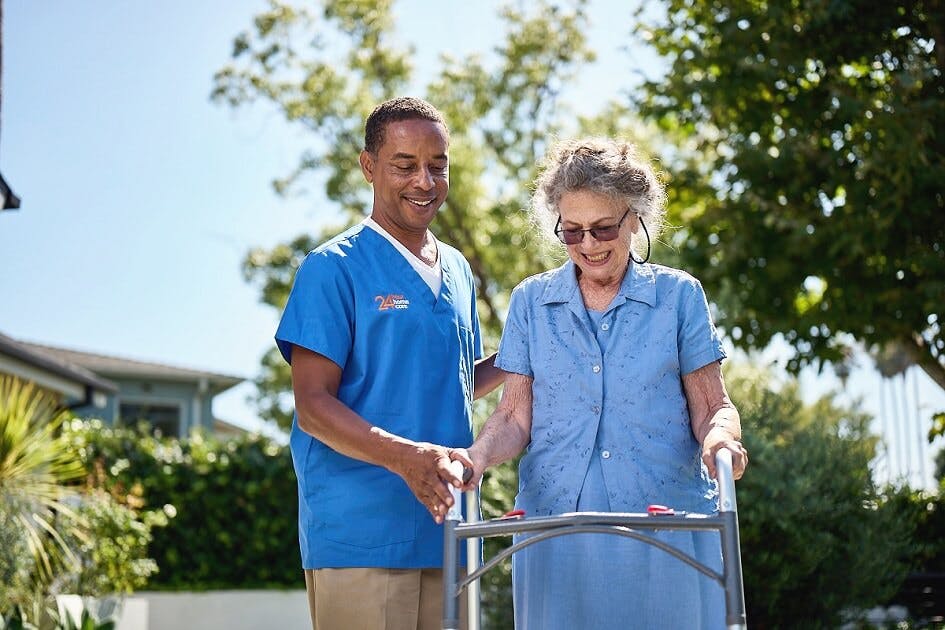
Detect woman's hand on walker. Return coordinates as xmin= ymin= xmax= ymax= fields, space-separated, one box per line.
xmin=448 ymin=448 xmax=483 ymax=491
xmin=701 ymin=428 xmax=748 ymax=480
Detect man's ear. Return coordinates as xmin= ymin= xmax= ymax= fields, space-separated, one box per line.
xmin=359 ymin=150 xmax=374 ymax=183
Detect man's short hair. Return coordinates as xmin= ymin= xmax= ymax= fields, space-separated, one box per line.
xmin=364 ymin=97 xmax=447 ymax=154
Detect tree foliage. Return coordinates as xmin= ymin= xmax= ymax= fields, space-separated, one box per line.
xmin=211 ymin=0 xmax=650 ymax=428
xmin=634 ymin=0 xmax=945 ymax=390
xmin=212 ymin=0 xmax=596 ymax=322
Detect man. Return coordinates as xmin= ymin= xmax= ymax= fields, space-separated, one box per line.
xmin=276 ymin=96 xmax=502 ymax=630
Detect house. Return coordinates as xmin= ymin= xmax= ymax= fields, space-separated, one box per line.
xmin=0 ymin=331 xmax=116 ymax=410
xmin=0 ymin=331 xmax=244 ymax=437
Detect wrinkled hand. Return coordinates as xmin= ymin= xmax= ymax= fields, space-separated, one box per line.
xmin=448 ymin=447 xmax=483 ymax=491
xmin=701 ymin=427 xmax=748 ymax=480
xmin=393 ymin=442 xmax=464 ymax=524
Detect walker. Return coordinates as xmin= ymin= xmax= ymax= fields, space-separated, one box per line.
xmin=443 ymin=448 xmax=747 ymax=629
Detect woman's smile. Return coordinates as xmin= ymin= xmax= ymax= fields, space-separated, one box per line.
xmin=582 ymin=250 xmax=612 ymax=264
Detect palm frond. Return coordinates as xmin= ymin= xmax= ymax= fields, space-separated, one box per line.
xmin=0 ymin=376 xmax=87 ymax=590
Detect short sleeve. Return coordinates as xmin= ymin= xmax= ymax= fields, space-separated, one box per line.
xmin=495 ymin=284 xmax=533 ymax=377
xmin=275 ymin=251 xmax=354 ymax=368
xmin=677 ymin=278 xmax=726 ymax=375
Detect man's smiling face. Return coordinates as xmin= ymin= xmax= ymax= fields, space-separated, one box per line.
xmin=360 ymin=118 xmax=449 ymax=239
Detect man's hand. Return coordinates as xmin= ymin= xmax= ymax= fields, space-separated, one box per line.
xmin=392 ymin=442 xmax=464 ymax=524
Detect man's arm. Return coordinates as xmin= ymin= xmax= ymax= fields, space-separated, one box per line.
xmin=290 ymin=345 xmax=461 ymax=523
xmin=682 ymin=361 xmax=748 ymax=480
xmin=473 ymin=353 xmax=504 ymax=399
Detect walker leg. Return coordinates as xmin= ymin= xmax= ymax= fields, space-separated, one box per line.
xmin=443 ymin=519 xmax=460 ymax=629
xmin=717 ymin=449 xmax=747 ymax=629
xmin=466 ymin=489 xmax=481 ymax=630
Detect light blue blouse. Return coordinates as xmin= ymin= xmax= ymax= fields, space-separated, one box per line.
xmin=496 ymin=259 xmax=726 ymax=517
xmin=497 ymin=260 xmax=728 ymax=629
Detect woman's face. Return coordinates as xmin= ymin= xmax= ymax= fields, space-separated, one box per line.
xmin=557 ymin=189 xmax=637 ymax=286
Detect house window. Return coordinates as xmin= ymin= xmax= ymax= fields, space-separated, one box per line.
xmin=120 ymin=402 xmax=181 ymax=437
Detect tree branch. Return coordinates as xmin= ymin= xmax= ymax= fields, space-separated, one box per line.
xmin=907 ymin=333 xmax=945 ymax=392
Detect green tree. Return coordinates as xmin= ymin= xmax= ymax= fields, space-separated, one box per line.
xmin=633 ymin=1 xmax=945 ymax=388
xmin=931 ymin=411 xmax=945 ymax=481
xmin=211 ymin=0 xmax=628 ymax=429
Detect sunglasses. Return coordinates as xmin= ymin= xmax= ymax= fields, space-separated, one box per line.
xmin=554 ymin=209 xmax=632 ymax=245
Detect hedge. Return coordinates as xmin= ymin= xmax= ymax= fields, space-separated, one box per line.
xmin=65 ymin=421 xmax=300 ymax=590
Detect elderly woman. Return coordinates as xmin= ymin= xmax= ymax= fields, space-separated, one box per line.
xmin=455 ymin=138 xmax=748 ymax=629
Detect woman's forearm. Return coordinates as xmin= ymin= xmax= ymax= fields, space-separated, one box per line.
xmin=469 ymin=372 xmax=534 ymax=470
xmin=470 ymin=409 xmax=530 ymax=468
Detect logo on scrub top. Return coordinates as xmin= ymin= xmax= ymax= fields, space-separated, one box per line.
xmin=375 ymin=294 xmax=410 ymax=311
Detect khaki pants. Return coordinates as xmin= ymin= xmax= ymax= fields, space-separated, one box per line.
xmin=304 ymin=567 xmax=467 ymax=630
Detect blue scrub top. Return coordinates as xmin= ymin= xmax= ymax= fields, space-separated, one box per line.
xmin=495 ymin=260 xmax=726 ymax=517
xmin=276 ymin=224 xmax=483 ymax=569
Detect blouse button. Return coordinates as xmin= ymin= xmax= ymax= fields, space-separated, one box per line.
xmin=601 ymin=450 xmax=611 ymax=459
xmin=601 ymin=322 xmax=610 ymax=331
xmin=592 ymin=405 xmax=601 ymax=414
xmin=592 ymin=365 xmax=601 ymax=373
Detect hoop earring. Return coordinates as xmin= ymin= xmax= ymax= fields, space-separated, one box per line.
xmin=630 ymin=217 xmax=650 ymax=265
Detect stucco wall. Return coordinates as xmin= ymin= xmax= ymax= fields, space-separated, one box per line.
xmin=72 ymin=591 xmax=311 ymax=630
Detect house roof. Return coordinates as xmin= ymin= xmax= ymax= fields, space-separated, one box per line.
xmin=0 ymin=332 xmax=118 ymax=393
xmin=213 ymin=417 xmax=250 ymax=436
xmin=18 ymin=341 xmax=244 ymax=393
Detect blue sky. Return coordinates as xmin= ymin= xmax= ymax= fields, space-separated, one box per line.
xmin=2 ymin=1 xmax=942 ymax=487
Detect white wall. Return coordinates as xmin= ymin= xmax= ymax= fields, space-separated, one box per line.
xmin=80 ymin=591 xmax=310 ymax=630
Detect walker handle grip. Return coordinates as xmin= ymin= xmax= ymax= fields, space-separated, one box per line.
xmin=446 ymin=460 xmax=466 ymax=521
xmin=715 ymin=448 xmax=737 ymax=514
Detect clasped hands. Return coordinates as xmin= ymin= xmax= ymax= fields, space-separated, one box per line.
xmin=393 ymin=442 xmax=479 ymax=524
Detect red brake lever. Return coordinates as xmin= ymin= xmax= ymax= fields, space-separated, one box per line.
xmin=647 ymin=504 xmax=676 ymax=516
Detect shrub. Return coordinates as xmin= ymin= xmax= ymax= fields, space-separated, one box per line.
xmin=728 ymin=365 xmax=915 ymax=628
xmin=1 ymin=377 xmax=159 ymax=628
xmin=64 ymin=421 xmax=300 ymax=590
xmin=0 ymin=501 xmax=33 ymax=616
xmin=55 ymin=490 xmax=162 ymax=596
xmin=880 ymin=484 xmax=945 ymax=624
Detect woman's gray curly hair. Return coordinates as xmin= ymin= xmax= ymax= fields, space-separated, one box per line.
xmin=531 ymin=137 xmax=667 ymax=257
